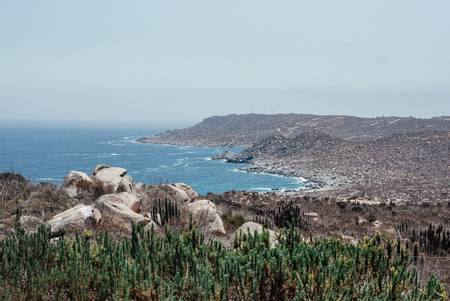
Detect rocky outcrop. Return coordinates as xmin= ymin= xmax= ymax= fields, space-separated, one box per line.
xmin=235 ymin=222 xmax=279 ymax=247
xmin=211 ymin=151 xmax=253 ymax=163
xmin=92 ymin=165 xmax=133 ymax=194
xmin=63 ymin=171 xmax=94 ymax=198
xmin=64 ymin=171 xmax=93 ymax=189
xmin=96 ymin=192 xmax=142 ymax=213
xmin=187 ymin=200 xmax=225 ymax=236
xmin=47 ymin=204 xmax=101 ymax=233
xmin=95 ymin=195 xmax=150 ymax=228
xmin=141 ymin=183 xmax=198 ymax=210
xmin=171 ymin=183 xmax=198 ymax=202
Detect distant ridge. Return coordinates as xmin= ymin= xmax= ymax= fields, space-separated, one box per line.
xmin=138 ymin=113 xmax=450 ymax=146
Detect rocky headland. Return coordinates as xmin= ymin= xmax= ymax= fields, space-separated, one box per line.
xmin=140 ymin=114 xmax=450 ymax=204
xmin=138 ymin=113 xmax=450 ymax=146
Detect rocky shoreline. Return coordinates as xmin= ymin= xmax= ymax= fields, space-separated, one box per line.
xmin=141 ymin=129 xmax=450 ymax=204
xmin=136 ymin=138 xmax=331 ymax=192
xmin=244 ymin=159 xmax=347 ymax=191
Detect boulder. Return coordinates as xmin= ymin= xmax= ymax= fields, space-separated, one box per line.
xmin=141 ymin=183 xmax=198 ymax=210
xmin=64 ymin=186 xmax=78 ymax=198
xmin=92 ymin=165 xmax=133 ymax=194
xmin=93 ymin=164 xmax=111 ymax=174
xmin=97 ymin=192 xmax=142 ymax=213
xmin=64 ymin=171 xmax=93 ymax=189
xmin=144 ymin=221 xmax=160 ymax=232
xmin=187 ymin=200 xmax=225 ymax=235
xmin=134 ymin=182 xmax=145 ymax=192
xmin=95 ymin=195 xmax=150 ymax=228
xmin=63 ymin=171 xmax=94 ymax=198
xmin=341 ymin=234 xmax=359 ymax=246
xmin=171 ymin=183 xmax=198 ymax=202
xmin=357 ymin=216 xmax=368 ymax=225
xmin=373 ymin=220 xmax=383 ymax=228
xmin=19 ymin=215 xmax=44 ymax=233
xmin=234 ymin=222 xmax=279 ymax=247
xmin=47 ymin=204 xmax=101 ymax=233
xmin=304 ymin=212 xmax=320 ymax=222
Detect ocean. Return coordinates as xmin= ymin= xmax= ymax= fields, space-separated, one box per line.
xmin=0 ymin=127 xmax=306 ymax=194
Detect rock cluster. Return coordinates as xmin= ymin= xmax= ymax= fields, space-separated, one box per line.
xmin=92 ymin=165 xmax=133 ymax=194
xmin=40 ymin=165 xmax=234 ymax=239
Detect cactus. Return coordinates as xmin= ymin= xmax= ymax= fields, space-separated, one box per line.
xmin=151 ymin=198 xmax=180 ymax=226
xmin=0 ymin=224 xmax=446 ymax=300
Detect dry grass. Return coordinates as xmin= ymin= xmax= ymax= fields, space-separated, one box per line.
xmin=0 ymin=173 xmax=78 ymax=236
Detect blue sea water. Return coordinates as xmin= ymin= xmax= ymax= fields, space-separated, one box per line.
xmin=0 ymin=128 xmax=306 ymax=194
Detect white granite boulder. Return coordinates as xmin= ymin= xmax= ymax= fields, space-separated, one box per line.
xmin=187 ymin=200 xmax=225 ymax=235
xmin=92 ymin=165 xmax=133 ymax=194
xmin=63 ymin=171 xmax=94 ymax=198
xmin=235 ymin=222 xmax=279 ymax=247
xmin=171 ymin=183 xmax=198 ymax=202
xmin=47 ymin=204 xmax=101 ymax=233
xmin=95 ymin=194 xmax=150 ymax=228
xmin=96 ymin=192 xmax=142 ymax=213
xmin=64 ymin=171 xmax=93 ymax=188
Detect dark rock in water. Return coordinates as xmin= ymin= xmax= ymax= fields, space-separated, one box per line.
xmin=211 ymin=151 xmax=253 ymax=164
xmin=211 ymin=150 xmax=237 ymax=161
xmin=226 ymin=155 xmax=253 ymax=164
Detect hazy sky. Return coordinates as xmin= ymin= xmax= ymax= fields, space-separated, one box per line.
xmin=1 ymin=1 xmax=450 ymax=126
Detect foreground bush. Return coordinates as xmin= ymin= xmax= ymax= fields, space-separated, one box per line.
xmin=0 ymin=225 xmax=447 ymax=301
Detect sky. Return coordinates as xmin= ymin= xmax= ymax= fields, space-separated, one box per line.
xmin=1 ymin=1 xmax=450 ymax=127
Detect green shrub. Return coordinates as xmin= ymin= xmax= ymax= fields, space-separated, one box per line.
xmin=0 ymin=225 xmax=447 ymax=300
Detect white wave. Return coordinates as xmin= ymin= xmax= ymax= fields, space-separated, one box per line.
xmin=36 ymin=177 xmax=59 ymax=181
xmin=145 ymin=167 xmax=159 ymax=172
xmin=250 ymin=187 xmax=273 ymax=191
xmin=85 ymin=153 xmax=121 ymax=159
xmin=295 ymin=177 xmax=308 ymax=183
xmin=55 ymin=153 xmax=90 ymax=156
xmin=122 ymin=136 xmax=143 ymax=144
xmin=228 ymin=168 xmax=247 ymax=173
xmin=173 ymin=157 xmax=189 ymax=166
xmin=129 ymin=138 xmax=142 ymax=144
xmin=105 ymin=140 xmax=125 ymax=146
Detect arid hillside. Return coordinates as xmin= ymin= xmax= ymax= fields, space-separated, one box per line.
xmin=243 ymin=130 xmax=450 ymax=203
xmin=139 ymin=114 xmax=450 ymax=146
